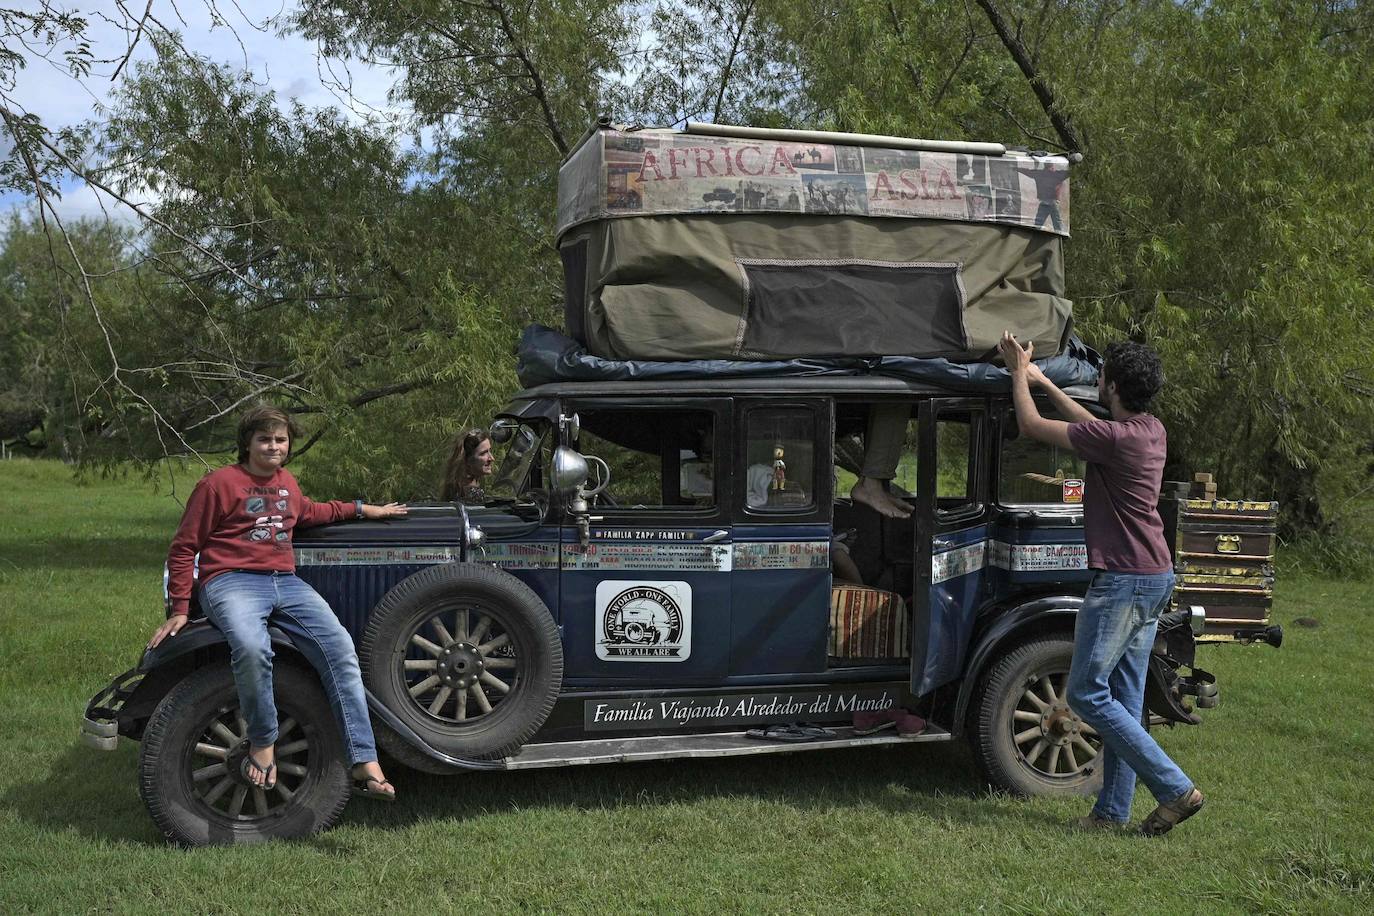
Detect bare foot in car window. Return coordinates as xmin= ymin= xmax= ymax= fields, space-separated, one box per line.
xmin=850 ymin=477 xmax=912 ymax=519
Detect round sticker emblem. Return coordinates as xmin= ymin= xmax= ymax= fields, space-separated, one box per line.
xmin=596 ymin=582 xmax=692 ymax=661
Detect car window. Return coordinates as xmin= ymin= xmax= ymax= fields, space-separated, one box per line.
xmin=834 ymin=402 xmax=916 ymax=497
xmin=743 ymin=407 xmax=815 ymax=512
xmin=1000 ymin=407 xmax=1087 ymax=506
xmin=935 ymin=409 xmax=982 ymax=519
xmin=575 ymin=408 xmax=715 ymax=510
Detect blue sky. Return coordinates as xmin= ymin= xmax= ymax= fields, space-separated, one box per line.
xmin=3 ymin=1 xmax=397 ymax=221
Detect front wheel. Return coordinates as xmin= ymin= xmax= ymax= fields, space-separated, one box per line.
xmin=138 ymin=663 xmax=351 ymax=846
xmin=970 ymin=637 xmax=1104 ymax=797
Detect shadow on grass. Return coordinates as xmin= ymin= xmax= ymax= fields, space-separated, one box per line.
xmin=3 ymin=732 xmax=1033 ymax=847
xmin=318 ymin=737 xmax=1044 ymax=843
xmin=0 ymin=742 xmax=164 ymax=846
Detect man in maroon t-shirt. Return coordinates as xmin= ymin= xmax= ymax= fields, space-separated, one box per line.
xmin=998 ymin=332 xmax=1204 ymax=837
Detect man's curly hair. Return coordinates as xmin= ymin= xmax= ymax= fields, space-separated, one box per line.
xmin=1103 ymin=342 xmax=1165 ymax=412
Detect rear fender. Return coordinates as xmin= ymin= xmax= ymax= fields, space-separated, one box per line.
xmin=950 ymin=596 xmax=1215 ymax=732
xmin=952 ymin=595 xmax=1082 ymax=733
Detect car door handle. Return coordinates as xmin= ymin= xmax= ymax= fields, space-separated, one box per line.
xmin=932 ymin=538 xmax=953 ymax=551
xmin=702 ymin=529 xmax=730 ymax=543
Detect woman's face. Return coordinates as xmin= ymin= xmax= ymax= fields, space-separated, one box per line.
xmin=466 ymin=438 xmax=495 ymax=480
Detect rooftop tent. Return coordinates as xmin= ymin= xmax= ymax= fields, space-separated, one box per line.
xmin=556 ymin=123 xmax=1074 ymax=363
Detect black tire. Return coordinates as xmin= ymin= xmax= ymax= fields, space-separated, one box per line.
xmin=970 ymin=636 xmax=1105 ymax=797
xmin=361 ymin=562 xmax=562 ymax=761
xmin=139 ymin=663 xmax=350 ymax=846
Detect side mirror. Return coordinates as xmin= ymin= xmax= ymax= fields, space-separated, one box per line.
xmin=551 ymin=446 xmax=589 ymax=495
xmin=489 ymin=418 xmax=517 ymax=444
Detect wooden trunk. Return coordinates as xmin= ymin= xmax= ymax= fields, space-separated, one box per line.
xmin=1160 ymin=495 xmax=1278 ymax=642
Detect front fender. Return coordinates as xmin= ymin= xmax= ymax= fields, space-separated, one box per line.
xmin=92 ymin=621 xmax=310 ymax=740
xmin=952 ymin=594 xmax=1083 ymax=732
xmin=139 ymin=619 xmax=307 ymax=670
xmin=127 ymin=619 xmax=504 ymax=772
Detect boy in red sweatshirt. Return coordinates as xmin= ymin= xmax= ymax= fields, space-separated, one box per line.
xmin=148 ymin=405 xmax=406 ymax=800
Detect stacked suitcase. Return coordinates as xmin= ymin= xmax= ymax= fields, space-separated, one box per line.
xmin=1161 ymin=473 xmax=1279 ymax=643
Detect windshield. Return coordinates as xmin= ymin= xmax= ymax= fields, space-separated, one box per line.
xmin=486 ymin=421 xmax=549 ymax=501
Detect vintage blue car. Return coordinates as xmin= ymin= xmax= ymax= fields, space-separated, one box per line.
xmin=83 ymin=369 xmax=1225 ymax=845
xmin=85 ymin=121 xmax=1275 ymax=846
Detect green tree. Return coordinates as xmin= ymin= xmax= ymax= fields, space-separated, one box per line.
xmin=6 ymin=0 xmax=1371 ymax=543
xmin=753 ymin=0 xmax=1374 ymax=536
xmin=0 ymin=215 xmax=135 ymax=452
xmin=1063 ymin=0 xmax=1374 ymax=536
xmin=54 ymin=40 xmax=518 ymax=496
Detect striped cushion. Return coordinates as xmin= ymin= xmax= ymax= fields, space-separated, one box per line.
xmin=829 ymin=585 xmax=909 ymax=659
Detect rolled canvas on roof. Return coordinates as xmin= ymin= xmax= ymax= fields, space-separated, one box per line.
xmin=557 ymin=130 xmax=1071 ymax=237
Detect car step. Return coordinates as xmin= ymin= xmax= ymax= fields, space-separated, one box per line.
xmin=501 ymin=725 xmax=952 ymax=770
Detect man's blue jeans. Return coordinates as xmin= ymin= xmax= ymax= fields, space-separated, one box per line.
xmin=1066 ymin=570 xmax=1193 ymax=822
xmin=200 ymin=570 xmax=377 ymax=765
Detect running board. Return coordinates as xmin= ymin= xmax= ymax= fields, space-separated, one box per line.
xmin=501 ymin=725 xmax=952 ymax=770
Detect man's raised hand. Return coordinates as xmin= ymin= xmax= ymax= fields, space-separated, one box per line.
xmin=999 ymin=330 xmax=1034 ymax=375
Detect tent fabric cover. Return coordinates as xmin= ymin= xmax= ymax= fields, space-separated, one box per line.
xmin=515 ymin=324 xmax=1100 ymax=392
xmin=556 ymin=127 xmax=1074 ymax=364
xmin=560 ymin=214 xmax=1072 ymax=362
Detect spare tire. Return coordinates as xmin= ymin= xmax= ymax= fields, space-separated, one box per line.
xmin=360 ymin=563 xmax=562 ymax=761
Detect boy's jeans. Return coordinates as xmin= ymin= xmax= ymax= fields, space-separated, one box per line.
xmin=200 ymin=570 xmax=377 ymax=765
xmin=1066 ymin=570 xmax=1193 ymax=823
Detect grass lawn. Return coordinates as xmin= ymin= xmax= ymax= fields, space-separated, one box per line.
xmin=0 ymin=458 xmax=1370 ymax=914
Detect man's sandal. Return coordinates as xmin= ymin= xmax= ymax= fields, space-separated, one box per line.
xmin=240 ymin=753 xmax=277 ymax=791
xmin=353 ymin=775 xmax=397 ymax=803
xmin=1139 ymin=788 xmax=1204 ymax=837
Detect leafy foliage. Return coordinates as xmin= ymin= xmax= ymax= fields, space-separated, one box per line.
xmin=1 ymin=0 xmax=1370 ymax=543
xmin=749 ymin=0 xmax=1374 ymax=537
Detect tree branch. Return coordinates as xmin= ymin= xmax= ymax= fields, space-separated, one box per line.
xmin=286 ymin=378 xmax=437 ymax=459
xmin=974 ymin=0 xmax=1084 ymax=153
xmin=712 ymin=1 xmax=756 ymax=123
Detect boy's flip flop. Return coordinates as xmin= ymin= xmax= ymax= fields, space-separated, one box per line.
xmin=240 ymin=752 xmax=277 ymax=791
xmin=744 ymin=724 xmax=837 ymax=742
xmin=353 ymin=775 xmax=397 ymax=802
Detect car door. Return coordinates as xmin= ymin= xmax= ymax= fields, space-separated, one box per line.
xmin=557 ymin=398 xmax=733 ymax=685
xmin=911 ymin=398 xmax=991 ymax=696
xmin=728 ymin=398 xmax=833 ymax=676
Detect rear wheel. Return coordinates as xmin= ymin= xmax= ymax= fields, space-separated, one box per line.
xmin=971 ymin=637 xmax=1104 ymax=797
xmin=139 ymin=663 xmax=350 ymax=846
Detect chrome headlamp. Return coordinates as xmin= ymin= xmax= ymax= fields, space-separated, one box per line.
xmin=464 ymin=519 xmax=486 ymax=551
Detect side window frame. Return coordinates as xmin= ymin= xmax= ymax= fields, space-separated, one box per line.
xmin=994 ymin=397 xmax=1105 ymax=512
xmin=934 ymin=403 xmax=989 ymax=521
xmin=735 ymin=399 xmax=832 ymax=525
xmin=930 ymin=401 xmax=987 ymax=524
xmin=563 ymin=397 xmax=732 ymax=524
